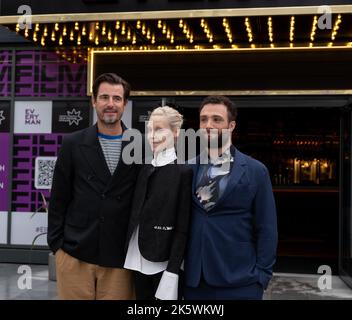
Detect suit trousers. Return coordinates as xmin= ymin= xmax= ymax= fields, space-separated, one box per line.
xmin=55 ymin=249 xmax=135 ymax=300
xmin=184 ymin=275 xmax=264 ymax=300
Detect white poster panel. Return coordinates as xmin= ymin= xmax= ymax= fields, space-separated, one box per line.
xmin=14 ymin=101 xmax=52 ymax=134
xmin=0 ymin=211 xmax=8 ymax=244
xmin=92 ymin=100 xmax=132 ymax=128
xmin=11 ymin=212 xmax=48 ymax=246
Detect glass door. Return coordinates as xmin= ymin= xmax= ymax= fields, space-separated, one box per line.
xmin=340 ymin=105 xmax=352 ymax=287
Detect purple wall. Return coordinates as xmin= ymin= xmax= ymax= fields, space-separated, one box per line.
xmin=12 ymin=134 xmax=63 ymax=212
xmin=0 ymin=50 xmax=12 ymax=97
xmin=15 ymin=50 xmax=87 ymax=97
xmin=0 ymin=133 xmax=10 ymax=211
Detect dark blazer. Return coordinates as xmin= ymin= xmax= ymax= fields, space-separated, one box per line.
xmin=47 ymin=123 xmax=139 ymax=268
xmin=126 ymin=163 xmax=193 ymax=274
xmin=184 ymin=147 xmax=278 ymax=290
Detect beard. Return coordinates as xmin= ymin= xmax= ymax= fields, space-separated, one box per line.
xmin=99 ymin=110 xmax=121 ymax=125
xmin=201 ymin=128 xmax=231 ymax=150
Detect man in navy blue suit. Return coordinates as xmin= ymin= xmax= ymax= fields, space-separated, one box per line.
xmin=184 ymin=95 xmax=278 ymax=300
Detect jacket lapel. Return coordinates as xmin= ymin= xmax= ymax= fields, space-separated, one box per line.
xmin=192 ymin=147 xmax=247 ymax=213
xmin=210 ymin=148 xmax=247 ymax=210
xmin=79 ymin=124 xmax=112 ymax=185
xmin=191 ymin=153 xmax=208 ymax=211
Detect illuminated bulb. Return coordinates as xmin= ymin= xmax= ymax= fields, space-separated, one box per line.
xmin=35 ymin=24 xmax=40 ymax=32
xmin=179 ymin=19 xmax=183 ymax=27
xmin=136 ymin=20 xmax=141 ymax=29
xmin=77 ymin=35 xmax=81 ymax=45
xmin=33 ymin=32 xmax=37 ymax=42
xmin=82 ymin=25 xmax=86 ymax=36
xmin=95 ymin=36 xmax=99 ymax=45
xmin=102 ymin=23 xmax=106 ymax=35
xmin=51 ymin=30 xmax=55 ymax=41
xmin=70 ymin=30 xmax=74 ymax=41
xmin=114 ymin=34 xmax=118 ymax=44
xmin=59 ymin=36 xmax=63 ymax=45
xmin=158 ymin=20 xmax=162 ymax=28
xmin=75 ymin=22 xmax=79 ymax=31
xmin=44 ymin=26 xmax=48 ymax=37
xmin=16 ymin=24 xmax=20 ymax=32
xmin=63 ymin=25 xmax=67 ymax=36
xmin=115 ymin=21 xmax=120 ymax=30
xmin=95 ymin=22 xmax=100 ymax=30
xmin=41 ymin=37 xmax=45 ymax=46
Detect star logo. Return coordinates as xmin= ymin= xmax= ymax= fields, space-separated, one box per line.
xmin=0 ymin=110 xmax=5 ymax=125
xmin=59 ymin=108 xmax=83 ymax=126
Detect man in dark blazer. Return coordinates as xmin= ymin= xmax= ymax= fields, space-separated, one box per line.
xmin=184 ymin=95 xmax=278 ymax=300
xmin=47 ymin=73 xmax=139 ymax=300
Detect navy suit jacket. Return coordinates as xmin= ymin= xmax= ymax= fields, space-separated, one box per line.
xmin=184 ymin=147 xmax=278 ymax=290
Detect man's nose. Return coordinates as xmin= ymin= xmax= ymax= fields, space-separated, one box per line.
xmin=205 ymin=119 xmax=214 ymax=129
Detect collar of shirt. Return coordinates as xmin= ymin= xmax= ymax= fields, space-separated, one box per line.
xmin=151 ymin=147 xmax=177 ymax=167
xmin=209 ymin=146 xmax=234 ymax=166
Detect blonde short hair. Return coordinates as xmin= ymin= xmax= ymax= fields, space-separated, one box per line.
xmin=149 ymin=106 xmax=184 ymax=131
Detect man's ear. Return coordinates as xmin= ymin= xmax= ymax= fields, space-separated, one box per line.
xmin=229 ymin=121 xmax=236 ymax=132
xmin=91 ymin=96 xmax=96 ymax=108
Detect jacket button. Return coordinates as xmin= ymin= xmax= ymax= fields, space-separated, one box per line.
xmin=87 ymin=175 xmax=94 ymax=181
xmin=100 ymin=216 xmax=105 ymax=223
xmin=117 ymin=195 xmax=121 ymax=200
xmin=101 ymin=193 xmax=106 ymax=199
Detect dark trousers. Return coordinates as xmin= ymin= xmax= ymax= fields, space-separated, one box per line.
xmin=134 ymin=271 xmax=184 ymax=300
xmin=184 ymin=276 xmax=264 ymax=300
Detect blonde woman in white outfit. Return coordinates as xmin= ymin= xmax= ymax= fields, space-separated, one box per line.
xmin=124 ymin=106 xmax=193 ymax=300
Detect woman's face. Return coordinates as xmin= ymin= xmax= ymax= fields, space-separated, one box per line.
xmin=147 ymin=115 xmax=176 ymax=153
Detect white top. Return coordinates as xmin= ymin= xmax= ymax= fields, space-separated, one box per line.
xmin=124 ymin=147 xmax=179 ymax=300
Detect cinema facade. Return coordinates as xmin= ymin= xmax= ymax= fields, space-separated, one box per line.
xmin=0 ymin=0 xmax=351 ymax=288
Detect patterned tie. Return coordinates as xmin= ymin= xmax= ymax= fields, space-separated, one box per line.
xmin=195 ymin=163 xmax=229 ymax=211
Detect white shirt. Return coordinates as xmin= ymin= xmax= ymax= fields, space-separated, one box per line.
xmin=124 ymin=147 xmax=179 ymax=300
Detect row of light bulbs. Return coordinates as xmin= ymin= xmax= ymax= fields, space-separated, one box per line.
xmin=179 ymin=19 xmax=194 ymax=44
xmin=331 ymin=14 xmax=342 ymax=40
xmin=222 ymin=18 xmax=233 ymax=43
xmin=14 ymin=15 xmax=348 ymax=49
xmin=245 ymin=17 xmax=253 ymax=43
xmin=157 ymin=20 xmax=174 ymax=44
xmin=200 ymin=18 xmax=213 ymax=43
xmin=290 ymin=16 xmax=295 ymax=43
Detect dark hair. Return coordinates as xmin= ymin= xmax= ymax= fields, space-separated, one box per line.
xmin=199 ymin=95 xmax=237 ymax=122
xmin=92 ymin=73 xmax=131 ymax=101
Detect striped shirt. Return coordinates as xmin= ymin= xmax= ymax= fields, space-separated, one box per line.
xmin=98 ymin=133 xmax=123 ymax=175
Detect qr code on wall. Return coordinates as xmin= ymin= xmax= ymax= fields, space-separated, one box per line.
xmin=34 ymin=157 xmax=57 ymax=190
